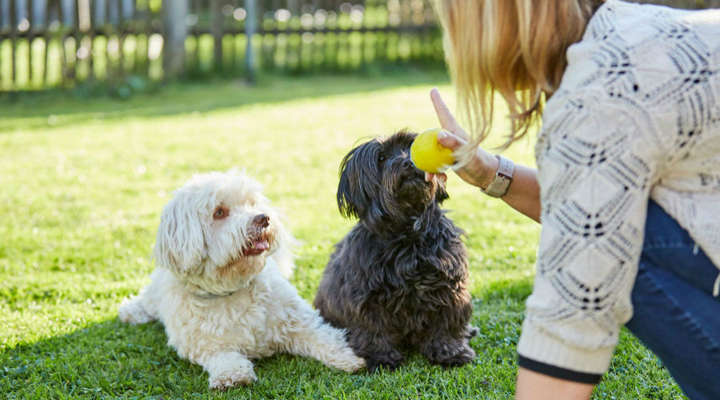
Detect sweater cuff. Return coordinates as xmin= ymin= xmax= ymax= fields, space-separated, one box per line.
xmin=518 ymin=355 xmax=602 ymax=384
xmin=517 ymin=318 xmax=614 ymax=382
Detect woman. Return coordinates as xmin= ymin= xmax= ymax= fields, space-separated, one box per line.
xmin=428 ymin=0 xmax=720 ymax=399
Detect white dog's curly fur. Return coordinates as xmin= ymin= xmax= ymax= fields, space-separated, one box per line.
xmin=119 ymin=170 xmax=365 ymax=389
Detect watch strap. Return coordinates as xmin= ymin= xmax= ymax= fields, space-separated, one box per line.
xmin=482 ymin=155 xmax=515 ymax=198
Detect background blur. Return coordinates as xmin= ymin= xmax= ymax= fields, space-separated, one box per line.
xmin=1 ymin=0 xmax=718 ymax=93
xmin=0 ymin=0 xmax=443 ymax=93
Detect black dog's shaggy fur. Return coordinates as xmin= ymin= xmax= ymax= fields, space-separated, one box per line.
xmin=313 ymin=131 xmax=476 ymax=371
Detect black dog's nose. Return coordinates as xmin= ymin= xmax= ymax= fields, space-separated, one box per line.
xmin=252 ymin=214 xmax=270 ymax=228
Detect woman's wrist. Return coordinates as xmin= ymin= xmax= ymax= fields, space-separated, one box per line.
xmin=471 ymin=148 xmax=500 ymax=190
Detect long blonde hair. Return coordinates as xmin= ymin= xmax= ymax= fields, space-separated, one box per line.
xmin=435 ymin=0 xmax=601 ymax=155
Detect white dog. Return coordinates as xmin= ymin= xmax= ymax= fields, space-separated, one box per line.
xmin=119 ymin=170 xmax=364 ymax=389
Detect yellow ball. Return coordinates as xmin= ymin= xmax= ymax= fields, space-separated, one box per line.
xmin=410 ymin=128 xmax=455 ymax=173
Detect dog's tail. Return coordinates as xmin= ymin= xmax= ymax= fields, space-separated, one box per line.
xmin=118 ymin=293 xmax=157 ymax=325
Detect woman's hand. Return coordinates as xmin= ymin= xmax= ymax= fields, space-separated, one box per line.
xmin=426 ymin=89 xmax=499 ymax=190
xmin=427 ymin=88 xmax=542 ymax=223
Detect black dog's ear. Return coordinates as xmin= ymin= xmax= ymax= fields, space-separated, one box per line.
xmin=337 ymin=140 xmax=381 ymax=219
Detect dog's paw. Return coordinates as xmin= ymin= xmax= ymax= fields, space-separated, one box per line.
xmin=330 ymin=350 xmax=366 ymax=372
xmin=426 ymin=342 xmax=476 ymax=368
xmin=208 ymin=369 xmax=257 ymax=390
xmin=465 ymin=325 xmax=479 ymax=339
xmin=118 ymin=297 xmax=155 ymax=325
xmin=365 ymin=350 xmax=404 ymax=373
xmin=442 ymin=345 xmax=476 ymax=367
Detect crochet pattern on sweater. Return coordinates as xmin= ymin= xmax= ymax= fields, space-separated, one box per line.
xmin=518 ymin=0 xmax=720 ymax=375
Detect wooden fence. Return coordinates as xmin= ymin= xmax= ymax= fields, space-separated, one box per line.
xmin=0 ymin=0 xmax=164 ymax=91
xmin=185 ymin=0 xmax=441 ymax=78
xmin=0 ymin=0 xmax=441 ymax=91
xmin=0 ymin=0 xmax=718 ymax=91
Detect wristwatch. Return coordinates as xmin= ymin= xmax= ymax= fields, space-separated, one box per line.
xmin=481 ymin=155 xmax=515 ymax=198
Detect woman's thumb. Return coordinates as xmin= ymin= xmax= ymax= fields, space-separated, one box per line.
xmin=437 ymin=130 xmax=465 ymax=150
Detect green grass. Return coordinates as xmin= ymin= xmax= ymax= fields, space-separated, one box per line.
xmin=0 ymin=70 xmax=685 ymax=399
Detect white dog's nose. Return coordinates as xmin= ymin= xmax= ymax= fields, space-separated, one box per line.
xmin=252 ymin=214 xmax=270 ymax=228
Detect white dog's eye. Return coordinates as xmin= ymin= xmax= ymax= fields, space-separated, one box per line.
xmin=213 ymin=206 xmax=229 ymax=220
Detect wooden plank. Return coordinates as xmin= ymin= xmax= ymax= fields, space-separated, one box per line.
xmin=0 ymin=0 xmax=4 ymax=87
xmin=1 ymin=0 xmax=8 ymax=30
xmin=162 ymin=0 xmax=189 ymax=78
xmin=225 ymin=3 xmax=233 ymax=72
xmin=26 ymin=0 xmax=33 ymax=86
xmin=245 ymin=0 xmax=257 ymax=81
xmin=290 ymin=0 xmax=298 ymax=72
xmin=0 ymin=0 xmax=4 ymax=86
xmin=270 ymin=0 xmax=278 ymax=70
xmin=105 ymin=0 xmax=115 ymax=82
xmin=70 ymin=0 xmax=79 ymax=84
xmin=10 ymin=0 xmax=16 ymax=87
xmin=116 ymin=0 xmax=125 ymax=79
xmin=56 ymin=0 xmax=67 ymax=86
xmin=210 ymin=0 xmax=222 ymax=72
xmin=192 ymin=0 xmax=200 ymax=74
xmin=42 ymin=0 xmax=51 ymax=86
xmin=137 ymin=0 xmax=150 ymax=76
xmin=67 ymin=0 xmax=81 ymax=84
xmin=78 ymin=0 xmax=94 ymax=81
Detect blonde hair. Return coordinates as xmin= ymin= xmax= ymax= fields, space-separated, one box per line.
xmin=435 ymin=0 xmax=601 ymax=156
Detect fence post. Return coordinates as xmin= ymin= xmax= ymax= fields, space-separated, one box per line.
xmin=210 ymin=0 xmax=223 ymax=72
xmin=0 ymin=0 xmax=9 ymax=29
xmin=245 ymin=0 xmax=257 ymax=83
xmin=162 ymin=0 xmax=188 ymax=79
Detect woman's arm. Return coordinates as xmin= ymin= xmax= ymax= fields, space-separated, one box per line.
xmin=429 ymin=89 xmax=541 ymax=223
xmin=516 ymin=368 xmax=594 ymax=400
xmin=430 ymin=89 xmax=599 ymax=399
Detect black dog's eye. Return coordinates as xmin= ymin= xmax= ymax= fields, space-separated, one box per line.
xmin=378 ymin=153 xmax=386 ymax=162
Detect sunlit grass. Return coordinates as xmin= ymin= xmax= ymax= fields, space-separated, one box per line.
xmin=0 ymin=70 xmax=684 ymax=399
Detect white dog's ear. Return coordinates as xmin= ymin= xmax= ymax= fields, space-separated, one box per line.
xmin=153 ymin=194 xmax=206 ymax=275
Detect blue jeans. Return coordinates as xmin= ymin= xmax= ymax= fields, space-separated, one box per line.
xmin=626 ymin=200 xmax=720 ymax=400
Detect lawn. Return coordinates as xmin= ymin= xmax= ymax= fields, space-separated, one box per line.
xmin=0 ymin=70 xmax=685 ymax=399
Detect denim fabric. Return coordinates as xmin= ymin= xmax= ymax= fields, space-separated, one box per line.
xmin=626 ymin=200 xmax=720 ymax=400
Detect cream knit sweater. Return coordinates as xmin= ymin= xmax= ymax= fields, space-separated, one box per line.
xmin=517 ymin=0 xmax=720 ymax=376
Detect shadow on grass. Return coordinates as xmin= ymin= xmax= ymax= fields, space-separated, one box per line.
xmin=0 ymin=67 xmax=449 ymax=133
xmin=0 ymin=279 xmax=530 ymax=398
xmin=0 ymin=275 xmax=685 ymax=399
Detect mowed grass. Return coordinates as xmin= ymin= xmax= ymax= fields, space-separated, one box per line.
xmin=0 ymin=71 xmax=685 ymax=399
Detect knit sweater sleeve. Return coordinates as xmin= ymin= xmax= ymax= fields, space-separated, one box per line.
xmin=517 ymin=85 xmax=666 ymax=379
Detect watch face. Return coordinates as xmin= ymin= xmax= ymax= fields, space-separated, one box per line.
xmin=481 ymin=155 xmax=514 ymax=197
xmin=484 ymin=176 xmax=511 ymax=198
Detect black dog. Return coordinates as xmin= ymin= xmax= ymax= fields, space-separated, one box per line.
xmin=313 ymin=131 xmax=476 ymax=371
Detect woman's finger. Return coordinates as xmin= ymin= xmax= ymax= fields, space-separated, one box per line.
xmin=424 ymin=171 xmax=448 ymax=183
xmin=430 ymin=88 xmax=468 ymax=140
xmin=436 ymin=172 xmax=448 ymax=185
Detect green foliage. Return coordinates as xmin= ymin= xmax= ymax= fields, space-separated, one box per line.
xmin=0 ymin=71 xmax=685 ymax=399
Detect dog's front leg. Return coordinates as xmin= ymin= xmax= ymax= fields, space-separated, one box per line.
xmin=420 ymin=332 xmax=476 ymax=367
xmin=345 ymin=328 xmax=404 ymax=372
xmin=199 ymin=352 xmax=256 ymax=389
xmin=285 ymin=315 xmax=366 ymax=373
